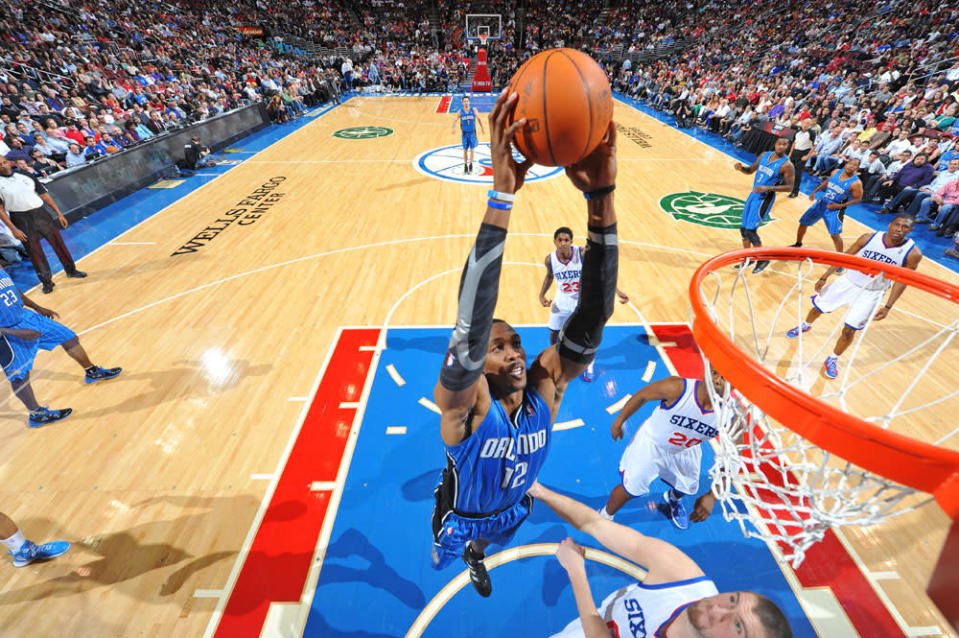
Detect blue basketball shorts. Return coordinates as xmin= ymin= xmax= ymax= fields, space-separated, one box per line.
xmin=461 ymin=131 xmax=478 ymax=150
xmin=2 ymin=312 xmax=76 ymax=381
xmin=799 ymin=200 xmax=843 ymax=235
xmin=741 ymin=191 xmax=776 ymax=230
xmin=431 ymin=490 xmax=533 ymax=570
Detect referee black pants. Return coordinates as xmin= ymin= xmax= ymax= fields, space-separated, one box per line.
xmin=10 ymin=207 xmax=77 ymax=284
xmin=789 ymin=149 xmax=809 ymax=196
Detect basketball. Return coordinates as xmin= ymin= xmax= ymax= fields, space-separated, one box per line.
xmin=507 ymin=48 xmax=613 ymax=167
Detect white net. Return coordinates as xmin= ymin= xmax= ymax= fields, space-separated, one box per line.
xmin=695 ymin=253 xmax=959 ymax=567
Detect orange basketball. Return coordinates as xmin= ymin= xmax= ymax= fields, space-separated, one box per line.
xmin=507 ymin=48 xmax=613 ymax=167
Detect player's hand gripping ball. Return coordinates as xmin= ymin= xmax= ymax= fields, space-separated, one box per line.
xmin=507 ymin=48 xmax=613 ymax=167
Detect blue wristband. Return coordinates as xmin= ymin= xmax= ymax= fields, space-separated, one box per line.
xmin=487 ymin=199 xmax=513 ymax=210
xmin=487 ymin=189 xmax=515 ymax=202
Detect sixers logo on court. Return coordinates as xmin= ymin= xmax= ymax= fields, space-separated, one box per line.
xmin=414 ymin=143 xmax=563 ymax=184
xmin=659 ymin=191 xmax=774 ymax=229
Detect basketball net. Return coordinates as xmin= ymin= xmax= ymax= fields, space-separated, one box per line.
xmin=690 ymin=248 xmax=959 ymax=567
xmin=478 ymin=34 xmax=488 ymax=49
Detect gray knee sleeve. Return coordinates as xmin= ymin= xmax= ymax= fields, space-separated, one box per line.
xmin=740 ymin=227 xmax=761 ymax=245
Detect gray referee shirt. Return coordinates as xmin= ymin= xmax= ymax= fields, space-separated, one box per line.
xmin=792 ymin=129 xmax=814 ymax=152
xmin=0 ymin=171 xmax=47 ymax=213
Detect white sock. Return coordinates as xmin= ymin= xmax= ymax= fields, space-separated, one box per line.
xmin=587 ymin=361 xmax=595 ymax=375
xmin=802 ymin=322 xmax=811 ymax=330
xmin=598 ymin=507 xmax=613 ymax=521
xmin=1 ymin=530 xmax=26 ymax=553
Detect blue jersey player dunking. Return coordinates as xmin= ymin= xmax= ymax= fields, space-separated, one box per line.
xmin=0 ymin=271 xmax=121 ymax=427
xmin=450 ymin=95 xmax=486 ymax=175
xmin=792 ymin=158 xmax=863 ymax=253
xmin=733 ymin=136 xmax=794 ymax=273
xmin=433 ymin=90 xmax=620 ymax=597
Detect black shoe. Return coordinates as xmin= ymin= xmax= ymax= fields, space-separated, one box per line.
xmin=85 ymin=366 xmax=122 ymax=384
xmin=789 ymin=242 xmax=802 ymax=248
xmin=788 ymin=193 xmax=798 ymax=198
xmin=462 ymin=545 xmax=492 ymax=597
xmin=41 ymin=281 xmax=54 ymax=294
xmin=752 ymin=260 xmax=771 ymax=274
xmin=28 ymin=406 xmax=72 ymax=428
xmin=66 ymin=270 xmax=87 ymax=278
xmin=915 ymin=219 xmax=931 ymax=224
xmin=876 ymin=208 xmax=891 ymax=215
xmin=936 ymin=228 xmax=949 ymax=237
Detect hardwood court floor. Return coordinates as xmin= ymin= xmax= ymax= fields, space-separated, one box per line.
xmin=0 ymin=96 xmax=955 ymax=637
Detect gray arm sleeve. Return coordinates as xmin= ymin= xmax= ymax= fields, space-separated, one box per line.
xmin=557 ymin=223 xmax=618 ymax=364
xmin=439 ymin=223 xmax=507 ymax=391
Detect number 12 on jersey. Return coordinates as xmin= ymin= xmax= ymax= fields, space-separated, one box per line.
xmin=502 ymin=461 xmax=528 ymax=489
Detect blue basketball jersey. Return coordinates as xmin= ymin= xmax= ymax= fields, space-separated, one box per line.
xmin=0 ymin=273 xmax=25 ymax=328
xmin=936 ymin=148 xmax=959 ymax=172
xmin=445 ymin=386 xmax=551 ymax=514
xmin=822 ymin=170 xmax=860 ymax=203
xmin=459 ymin=105 xmax=476 ymax=134
xmin=752 ymin=151 xmax=788 ymax=189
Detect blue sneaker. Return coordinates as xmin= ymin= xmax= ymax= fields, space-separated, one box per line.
xmin=85 ymin=366 xmax=122 ymax=384
xmin=10 ymin=540 xmax=70 ymax=567
xmin=663 ymin=493 xmax=689 ymax=530
xmin=786 ymin=324 xmax=812 ymax=338
xmin=28 ymin=406 xmax=72 ymax=428
xmin=581 ymin=369 xmax=594 ymax=383
xmin=823 ymin=357 xmax=839 ymax=379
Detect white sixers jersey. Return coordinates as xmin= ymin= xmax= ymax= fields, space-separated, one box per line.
xmin=550 ymin=246 xmax=583 ymax=311
xmin=846 ymin=232 xmax=916 ymax=291
xmin=641 ymin=379 xmax=718 ymax=450
xmin=554 ymin=577 xmax=718 ymax=638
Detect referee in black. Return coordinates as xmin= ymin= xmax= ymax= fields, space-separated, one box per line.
xmin=0 ymin=157 xmax=85 ymax=293
xmin=788 ymin=117 xmax=815 ymax=198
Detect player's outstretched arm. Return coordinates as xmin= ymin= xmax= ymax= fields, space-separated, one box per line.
xmin=610 ymin=377 xmax=683 ymax=440
xmin=556 ymin=538 xmax=613 ymax=638
xmin=529 ymin=482 xmax=705 ymax=585
xmin=874 ymin=244 xmax=922 ymax=321
xmin=815 ymin=232 xmax=872 ymax=291
xmin=529 ymin=122 xmax=619 ymax=414
xmin=434 ymin=91 xmax=533 ymax=446
xmin=734 ymin=155 xmax=760 ymax=175
xmin=18 ymin=291 xmax=58 ymax=319
xmin=539 ymin=255 xmax=554 ymax=307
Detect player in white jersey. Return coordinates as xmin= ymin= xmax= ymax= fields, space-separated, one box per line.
xmin=529 ymin=481 xmax=794 ymax=638
xmin=539 ymin=227 xmax=628 ymax=381
xmin=786 ymin=214 xmax=922 ymax=379
xmin=599 ymin=369 xmax=726 ymax=529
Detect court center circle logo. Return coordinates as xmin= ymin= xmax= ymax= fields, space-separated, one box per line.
xmin=333 ymin=126 xmax=393 ymax=139
xmin=659 ymin=191 xmax=773 ymax=229
xmin=414 ymin=143 xmax=563 ymax=184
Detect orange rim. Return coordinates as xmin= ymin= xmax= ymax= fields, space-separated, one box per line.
xmin=689 ymin=247 xmax=959 ymax=519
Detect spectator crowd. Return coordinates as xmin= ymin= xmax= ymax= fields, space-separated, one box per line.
xmin=3 ymin=0 xmax=959 ymax=258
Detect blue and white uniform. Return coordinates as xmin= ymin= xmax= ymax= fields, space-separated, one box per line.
xmin=799 ymin=170 xmax=860 ymax=234
xmin=548 ymin=246 xmax=583 ymax=331
xmin=741 ymin=152 xmax=789 ymax=230
xmin=431 ymin=385 xmax=551 ymax=568
xmin=550 ymin=576 xmax=718 ymax=638
xmin=458 ymin=103 xmax=479 ymax=150
xmin=0 ymin=273 xmax=75 ymax=381
xmin=812 ymin=232 xmax=916 ymax=329
xmin=619 ymin=379 xmax=717 ymax=497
